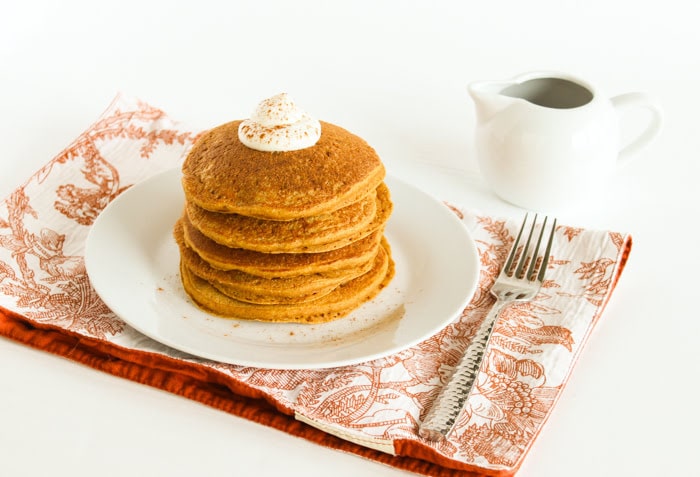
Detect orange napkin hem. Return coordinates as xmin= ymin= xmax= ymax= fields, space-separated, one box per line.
xmin=0 ymin=305 xmax=484 ymax=477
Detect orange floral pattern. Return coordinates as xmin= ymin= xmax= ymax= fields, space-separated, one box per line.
xmin=0 ymin=95 xmax=197 ymax=337
xmin=0 ymin=95 xmax=632 ymax=474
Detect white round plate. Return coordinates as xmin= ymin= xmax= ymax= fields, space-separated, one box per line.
xmin=85 ymin=168 xmax=480 ymax=369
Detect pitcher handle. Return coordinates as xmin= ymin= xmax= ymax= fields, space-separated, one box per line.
xmin=611 ymin=92 xmax=663 ymax=168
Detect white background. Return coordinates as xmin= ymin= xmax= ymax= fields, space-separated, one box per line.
xmin=1 ymin=1 xmax=698 ymax=476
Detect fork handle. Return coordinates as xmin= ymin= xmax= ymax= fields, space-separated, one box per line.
xmin=418 ymin=301 xmax=504 ymax=441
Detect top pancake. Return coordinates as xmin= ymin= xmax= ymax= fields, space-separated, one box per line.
xmin=182 ymin=120 xmax=386 ymax=220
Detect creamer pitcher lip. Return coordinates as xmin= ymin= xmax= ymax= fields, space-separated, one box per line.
xmin=511 ymin=70 xmax=597 ymax=94
xmin=468 ymin=70 xmax=598 ymax=110
xmin=467 ymin=80 xmax=514 ymax=96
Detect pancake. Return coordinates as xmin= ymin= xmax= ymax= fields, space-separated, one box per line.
xmin=181 ymin=120 xmax=386 ymax=220
xmin=181 ymin=240 xmax=395 ymax=323
xmin=207 ymin=264 xmax=371 ymax=305
xmin=187 ymin=182 xmax=392 ymax=254
xmin=185 ymin=188 xmax=377 ymax=253
xmin=175 ymin=229 xmax=377 ymax=304
xmin=178 ymin=217 xmax=382 ymax=278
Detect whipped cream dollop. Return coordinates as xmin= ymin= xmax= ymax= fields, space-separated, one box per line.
xmin=238 ymin=93 xmax=321 ymax=152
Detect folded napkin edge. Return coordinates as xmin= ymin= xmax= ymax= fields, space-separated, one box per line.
xmin=0 ymin=304 xmax=483 ymax=477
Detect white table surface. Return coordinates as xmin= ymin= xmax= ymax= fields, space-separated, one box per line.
xmin=1 ymin=1 xmax=698 ymax=476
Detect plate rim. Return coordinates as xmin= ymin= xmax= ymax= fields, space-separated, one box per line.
xmin=85 ymin=167 xmax=480 ymax=369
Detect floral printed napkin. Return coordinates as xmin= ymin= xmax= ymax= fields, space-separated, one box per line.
xmin=0 ymin=95 xmax=632 ymax=477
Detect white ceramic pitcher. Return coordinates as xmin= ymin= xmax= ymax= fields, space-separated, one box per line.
xmin=468 ymin=71 xmax=663 ymax=210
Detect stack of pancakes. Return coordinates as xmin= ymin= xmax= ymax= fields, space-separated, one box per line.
xmin=175 ymin=120 xmax=394 ymax=323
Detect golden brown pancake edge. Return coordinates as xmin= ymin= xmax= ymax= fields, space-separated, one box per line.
xmin=181 ymin=120 xmax=386 ymax=220
xmin=180 ymin=241 xmax=394 ymax=323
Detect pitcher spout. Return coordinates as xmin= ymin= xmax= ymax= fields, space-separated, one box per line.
xmin=468 ymin=80 xmax=515 ymax=122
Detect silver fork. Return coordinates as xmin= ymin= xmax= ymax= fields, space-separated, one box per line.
xmin=418 ymin=213 xmax=557 ymax=441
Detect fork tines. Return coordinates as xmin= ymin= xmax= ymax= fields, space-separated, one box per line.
xmin=503 ymin=213 xmax=557 ymax=282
